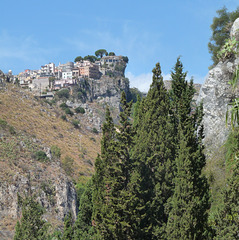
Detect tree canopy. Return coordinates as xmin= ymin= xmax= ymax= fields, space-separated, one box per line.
xmin=95 ymin=49 xmax=108 ymax=58
xmin=74 ymin=56 xmax=83 ymax=62
xmin=208 ymin=6 xmax=239 ymax=67
xmin=122 ymin=56 xmax=129 ymax=63
xmin=108 ymin=52 xmax=116 ymax=56
xmin=83 ymin=55 xmax=98 ymax=63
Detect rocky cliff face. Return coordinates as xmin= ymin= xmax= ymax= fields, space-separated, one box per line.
xmin=0 ymin=112 xmax=78 ymax=239
xmin=197 ymin=18 xmax=239 ymax=153
xmin=0 ymin=159 xmax=77 ymax=240
xmin=89 ymin=75 xmax=129 ymax=106
xmin=67 ymin=72 xmax=130 ymax=130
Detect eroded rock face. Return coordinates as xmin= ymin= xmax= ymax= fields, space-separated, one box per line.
xmin=0 ymin=163 xmax=77 ymax=239
xmin=197 ymin=18 xmax=239 ymax=153
xmin=0 ymin=168 xmax=77 ymax=219
xmin=89 ymin=76 xmax=130 ymax=106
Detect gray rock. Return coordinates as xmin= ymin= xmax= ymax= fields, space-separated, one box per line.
xmin=198 ymin=18 xmax=239 ymax=153
xmin=197 ymin=61 xmax=233 ymax=152
xmin=230 ymin=17 xmax=239 ymax=41
xmin=0 ymin=164 xmax=77 ymax=237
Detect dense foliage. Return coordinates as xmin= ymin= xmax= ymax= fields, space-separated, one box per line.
xmin=70 ymin=59 xmax=211 ymax=239
xmin=95 ymin=49 xmax=108 ymax=58
xmin=14 ymin=195 xmax=50 ymax=240
xmin=208 ymin=6 xmax=239 ymax=67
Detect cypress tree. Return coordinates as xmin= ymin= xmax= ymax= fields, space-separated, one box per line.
xmin=74 ymin=179 xmax=95 ymax=239
xmin=166 ymin=57 xmax=210 ymax=239
xmin=131 ymin=62 xmax=175 ymax=239
xmin=166 ymin=124 xmax=210 ymax=239
xmin=92 ymin=106 xmax=117 ymax=239
xmin=63 ymin=212 xmax=74 ymax=240
xmin=14 ymin=195 xmax=50 ymax=240
xmin=170 ymin=57 xmax=195 ymax=132
xmin=92 ymin=92 xmax=135 ymax=239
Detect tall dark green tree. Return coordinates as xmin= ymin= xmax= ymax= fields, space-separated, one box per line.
xmin=208 ymin=6 xmax=239 ymax=67
xmin=92 ymin=106 xmax=116 ymax=239
xmin=74 ymin=179 xmax=95 ymax=239
xmin=170 ymin=57 xmax=195 ymax=129
xmin=92 ymin=92 xmax=135 ymax=239
xmin=166 ymin=124 xmax=210 ymax=239
xmin=166 ymin=58 xmax=211 ymax=239
xmin=14 ymin=195 xmax=50 ymax=240
xmin=131 ymin=62 xmax=175 ymax=239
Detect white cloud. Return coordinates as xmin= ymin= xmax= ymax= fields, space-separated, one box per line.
xmin=126 ymin=72 xmax=207 ymax=93
xmin=186 ymin=73 xmax=207 ymax=85
xmin=126 ymin=72 xmax=171 ymax=93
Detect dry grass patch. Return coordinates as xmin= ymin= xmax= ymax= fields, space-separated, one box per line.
xmin=0 ymin=84 xmax=101 ymax=179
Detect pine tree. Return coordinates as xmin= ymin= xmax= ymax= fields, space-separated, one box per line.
xmin=131 ymin=62 xmax=175 ymax=239
xmin=14 ymin=195 xmax=50 ymax=240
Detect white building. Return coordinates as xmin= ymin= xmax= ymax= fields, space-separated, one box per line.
xmin=40 ymin=63 xmax=55 ymax=76
xmin=62 ymin=71 xmax=73 ymax=80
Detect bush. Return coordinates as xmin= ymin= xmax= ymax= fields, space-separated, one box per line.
xmin=65 ymin=108 xmax=74 ymax=116
xmin=122 ymin=56 xmax=129 ymax=63
xmin=92 ymin=127 xmax=98 ymax=134
xmin=75 ymin=106 xmax=85 ymax=114
xmin=9 ymin=126 xmax=16 ymax=135
xmin=60 ymin=102 xmax=68 ymax=110
xmin=51 ymin=145 xmax=61 ymax=159
xmin=0 ymin=119 xmax=7 ymax=128
xmin=217 ymin=37 xmax=239 ymax=61
xmin=34 ymin=151 xmax=49 ymax=162
xmin=61 ymin=156 xmax=74 ymax=176
xmin=71 ymin=119 xmax=80 ymax=128
xmin=61 ymin=115 xmax=67 ymax=121
xmin=55 ymin=88 xmax=70 ymax=99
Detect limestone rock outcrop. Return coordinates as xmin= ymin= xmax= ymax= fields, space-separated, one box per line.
xmin=0 ymin=162 xmax=77 ymax=240
xmin=197 ymin=18 xmax=239 ymax=153
xmin=89 ymin=76 xmax=129 ymax=108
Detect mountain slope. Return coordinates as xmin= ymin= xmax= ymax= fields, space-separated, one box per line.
xmin=0 ymin=83 xmax=101 ymax=239
xmin=0 ymin=84 xmax=101 ymax=177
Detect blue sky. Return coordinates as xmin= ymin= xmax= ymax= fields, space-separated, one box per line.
xmin=0 ymin=0 xmax=238 ymax=92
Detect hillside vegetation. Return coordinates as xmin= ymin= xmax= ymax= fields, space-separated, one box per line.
xmin=0 ymin=84 xmax=101 ymax=179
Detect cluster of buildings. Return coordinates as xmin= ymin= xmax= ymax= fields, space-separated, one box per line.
xmin=18 ymin=55 xmax=125 ymax=93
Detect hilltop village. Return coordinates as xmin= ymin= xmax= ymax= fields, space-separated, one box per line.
xmin=15 ymin=54 xmax=128 ymax=96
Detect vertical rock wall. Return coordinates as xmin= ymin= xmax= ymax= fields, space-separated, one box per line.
xmin=197 ymin=18 xmax=239 ymax=153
